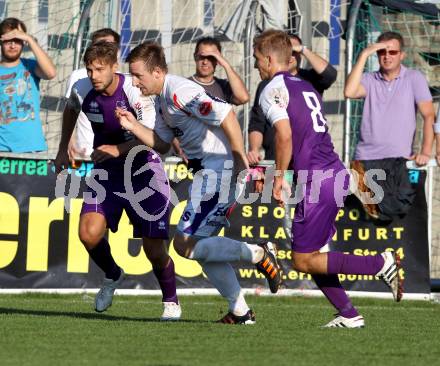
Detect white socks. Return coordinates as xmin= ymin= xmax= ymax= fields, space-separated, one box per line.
xmin=200 ymin=261 xmax=249 ymax=316
xmin=190 ymin=237 xmax=264 ymax=264
xmin=189 ymin=237 xmax=264 ymax=316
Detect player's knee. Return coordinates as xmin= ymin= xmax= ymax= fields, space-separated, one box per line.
xmin=144 ymin=243 xmax=168 ymax=266
xmin=79 ymin=224 xmax=102 ymax=249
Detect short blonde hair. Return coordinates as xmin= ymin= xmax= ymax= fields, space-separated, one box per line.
xmin=253 ymin=29 xmax=291 ymax=65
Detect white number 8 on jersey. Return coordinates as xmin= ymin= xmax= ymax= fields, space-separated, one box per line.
xmin=302 ymin=91 xmax=327 ymax=133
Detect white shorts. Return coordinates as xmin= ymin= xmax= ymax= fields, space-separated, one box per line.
xmin=176 ymin=168 xmax=245 ymax=237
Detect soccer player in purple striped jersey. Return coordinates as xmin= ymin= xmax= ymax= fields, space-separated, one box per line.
xmin=254 ymin=30 xmax=403 ymax=328
xmin=55 ymin=41 xmax=180 ymax=320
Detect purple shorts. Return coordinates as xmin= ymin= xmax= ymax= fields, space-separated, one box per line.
xmin=291 ymin=167 xmax=349 ymax=253
xmin=81 ymin=153 xmax=169 ymax=239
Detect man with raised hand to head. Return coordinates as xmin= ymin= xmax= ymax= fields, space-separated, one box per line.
xmin=55 ymin=41 xmax=180 ymax=320
xmin=0 ymin=17 xmax=56 ymax=153
xmin=253 ymin=29 xmax=402 ymax=328
xmin=345 ymin=31 xmax=435 ymax=220
xmin=117 ymin=41 xmax=282 ymax=324
xmin=172 ymin=36 xmax=250 ymax=162
xmin=190 ymin=36 xmax=249 ymax=105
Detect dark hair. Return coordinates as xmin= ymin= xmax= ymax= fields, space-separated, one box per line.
xmin=91 ymin=28 xmax=121 ymax=47
xmin=377 ymin=31 xmax=404 ymax=49
xmin=0 ymin=17 xmax=27 ymax=36
xmin=83 ymin=41 xmax=118 ymax=66
xmin=126 ymin=41 xmax=168 ymax=72
xmin=194 ymin=36 xmax=222 ymax=54
xmin=253 ymin=29 xmax=292 ymax=64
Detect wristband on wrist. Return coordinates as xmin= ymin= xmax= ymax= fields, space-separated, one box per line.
xmin=434 ymin=121 xmax=440 ymax=134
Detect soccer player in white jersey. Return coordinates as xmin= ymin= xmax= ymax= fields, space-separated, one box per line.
xmin=115 ymin=41 xmax=282 ymax=324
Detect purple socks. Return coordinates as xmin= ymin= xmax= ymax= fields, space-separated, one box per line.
xmin=327 ymin=252 xmax=384 ymax=275
xmin=313 ymin=274 xmax=359 ymax=319
xmin=313 ymin=251 xmax=385 ymax=319
xmin=153 ymin=257 xmax=178 ymax=304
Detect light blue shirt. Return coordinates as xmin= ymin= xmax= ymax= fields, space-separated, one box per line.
xmin=0 ymin=58 xmax=47 ymax=152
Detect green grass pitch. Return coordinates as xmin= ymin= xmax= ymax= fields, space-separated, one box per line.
xmin=0 ymin=294 xmax=439 ymax=366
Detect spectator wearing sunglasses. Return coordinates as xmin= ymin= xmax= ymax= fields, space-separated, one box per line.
xmin=171 ymin=36 xmax=250 ymax=163
xmin=345 ymin=31 xmax=435 ymax=220
xmin=0 ymin=17 xmax=56 ymax=153
xmin=189 ymin=37 xmax=249 ymax=105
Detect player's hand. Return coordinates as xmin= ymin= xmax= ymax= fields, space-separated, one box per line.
xmin=273 ymin=176 xmax=291 ymax=207
xmin=247 ymin=149 xmax=262 ymax=166
xmin=250 ymin=166 xmax=265 ymax=193
xmin=362 ymin=42 xmax=388 ymax=57
xmin=91 ymin=145 xmax=120 ymax=163
xmin=172 ymin=138 xmax=188 ymax=165
xmin=409 ymin=153 xmax=430 ymax=166
xmin=116 ymin=107 xmax=138 ymax=132
xmin=53 ymin=149 xmax=70 ymax=174
xmin=233 ymin=151 xmax=249 ymax=179
xmin=67 ymin=138 xmax=87 ymax=162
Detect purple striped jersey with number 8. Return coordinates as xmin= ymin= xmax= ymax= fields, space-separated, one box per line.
xmin=259 ymin=71 xmax=343 ymax=179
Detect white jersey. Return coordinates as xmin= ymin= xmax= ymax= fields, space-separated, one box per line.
xmin=155 ymin=74 xmax=233 ymax=171
xmin=64 ymin=68 xmax=93 ymax=155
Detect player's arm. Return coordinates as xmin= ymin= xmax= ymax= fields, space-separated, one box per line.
xmin=247 ymin=83 xmax=268 ymax=164
xmin=413 ymin=100 xmax=435 ymax=166
xmin=248 ymin=131 xmax=263 ymax=165
xmin=64 ymin=71 xmax=88 ymax=162
xmin=116 ymin=108 xmax=171 ymax=154
xmin=220 ymin=109 xmax=249 ymax=174
xmin=258 ymin=78 xmax=292 ymax=205
xmin=54 ymin=102 xmax=80 ymax=173
xmin=273 ymin=119 xmax=292 ymax=206
xmin=344 ymin=43 xmax=387 ymax=99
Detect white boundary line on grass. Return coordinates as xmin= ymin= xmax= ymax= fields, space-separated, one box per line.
xmin=0 ymin=288 xmax=433 ymax=301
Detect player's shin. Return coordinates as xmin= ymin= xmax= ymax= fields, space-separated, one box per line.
xmin=190 ymin=236 xmax=264 ymax=263
xmin=87 ymin=238 xmax=121 ymax=280
xmin=153 ymin=257 xmax=178 ymax=303
xmin=200 ymin=261 xmax=250 ymax=316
